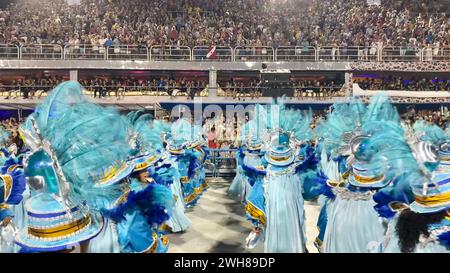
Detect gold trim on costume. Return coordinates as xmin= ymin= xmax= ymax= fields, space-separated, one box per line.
xmin=142 ymin=232 xmax=158 ymax=253
xmin=326 ymin=179 xmax=345 ymax=188
xmin=415 ymin=191 xmax=450 ymax=207
xmin=180 ymin=176 xmax=189 ymax=183
xmin=161 ymin=235 xmax=169 ymax=246
xmin=342 ymin=170 xmax=350 ymax=179
xmin=114 ymin=190 xmax=130 ymax=206
xmin=0 ymin=203 xmax=8 ymax=210
xmin=184 ymin=183 xmax=208 ymax=204
xmin=352 ymin=173 xmax=384 ymax=184
xmin=28 ymin=215 xmax=91 ymax=239
xmin=134 ymin=156 xmax=158 ymax=171
xmin=1 ymin=175 xmax=13 ymax=201
xmin=315 ymin=237 xmax=323 ymax=247
xmin=159 ymin=223 xmax=172 ymax=232
xmin=269 ymin=155 xmax=291 ymax=162
xmin=98 ymin=163 xmax=128 ymax=184
xmin=7 ymin=165 xmax=19 ymax=173
xmin=245 ymin=201 xmax=266 ymax=226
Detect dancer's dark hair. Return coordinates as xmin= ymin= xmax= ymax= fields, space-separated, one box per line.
xmin=396 ymin=209 xmax=447 ymax=253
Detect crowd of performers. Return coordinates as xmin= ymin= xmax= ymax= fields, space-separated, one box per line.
xmin=1 ymin=80 xmax=450 ymax=253
xmin=230 ymin=95 xmax=450 ymax=253
xmin=0 ymin=81 xmax=210 ymax=253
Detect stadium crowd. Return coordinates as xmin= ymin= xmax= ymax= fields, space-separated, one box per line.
xmin=0 ymin=75 xmax=209 ymax=99
xmin=356 ymin=76 xmax=450 ymax=91
xmin=0 ymin=0 xmax=447 ymax=50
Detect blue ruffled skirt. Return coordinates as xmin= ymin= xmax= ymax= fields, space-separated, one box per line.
xmin=166 ymin=178 xmax=192 ymax=232
xmin=264 ymin=173 xmax=306 ymax=253
xmin=88 ymin=197 xmax=121 ymax=253
xmin=323 ymin=190 xmax=385 ymax=253
xmin=229 ymin=167 xmax=252 ymax=204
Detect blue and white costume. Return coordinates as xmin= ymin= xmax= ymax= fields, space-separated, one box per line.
xmin=242 ymin=99 xmax=316 ymax=253
xmin=382 ymin=121 xmax=450 ymax=253
xmin=309 ymin=94 xmax=416 ymax=253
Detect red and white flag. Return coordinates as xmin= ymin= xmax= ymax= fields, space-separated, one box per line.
xmin=206 ymin=45 xmax=217 ymax=59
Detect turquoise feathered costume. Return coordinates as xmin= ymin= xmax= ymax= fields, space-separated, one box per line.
xmin=242 ymin=98 xmax=316 ymax=253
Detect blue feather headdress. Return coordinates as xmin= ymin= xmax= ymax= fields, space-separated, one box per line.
xmin=363 ymin=93 xmax=400 ymax=124
xmin=341 ymin=94 xmax=415 ymax=188
xmin=128 ymin=111 xmax=164 ymax=154
xmin=169 ymin=118 xmax=194 ymax=145
xmin=315 ymin=97 xmax=367 ymax=157
xmin=20 ymin=81 xmax=134 ymax=208
xmin=266 ymin=97 xmax=313 ymax=144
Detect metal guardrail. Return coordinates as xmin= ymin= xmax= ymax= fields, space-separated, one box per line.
xmin=150 ymin=45 xmax=191 ymax=61
xmin=422 ymin=47 xmax=450 ymax=62
xmin=0 ymin=44 xmax=20 ymax=59
xmin=0 ymin=44 xmax=448 ymax=62
xmin=20 ymin=44 xmax=63 ymax=60
xmin=234 ymin=46 xmax=275 ymax=62
xmin=275 ymin=46 xmax=316 ymax=61
xmin=0 ymin=85 xmax=208 ymax=97
xmin=206 ymin=148 xmax=237 ymax=177
xmin=216 ymin=85 xmax=346 ymax=98
xmin=107 ymin=45 xmax=148 ymax=60
xmin=382 ymin=46 xmax=421 ymax=62
xmin=64 ymin=44 xmax=107 ymax=60
xmin=318 ymin=46 xmax=379 ymax=61
xmin=192 ymin=46 xmax=233 ymax=61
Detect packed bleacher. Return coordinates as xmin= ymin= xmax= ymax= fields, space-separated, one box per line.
xmin=0 ymin=0 xmax=447 ymax=50
xmin=0 ymin=75 xmax=209 ymax=99
xmin=356 ymin=76 xmax=450 ymax=91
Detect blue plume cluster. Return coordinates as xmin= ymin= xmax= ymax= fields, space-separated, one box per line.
xmin=315 ymin=97 xmax=367 ymax=155
xmin=437 ymin=231 xmax=450 ymax=248
xmin=363 ymin=93 xmax=400 ymax=123
xmin=102 ymin=182 xmax=174 ymax=227
xmin=413 ymin=120 xmax=446 ymax=145
xmin=301 ymin=169 xmax=336 ymax=200
xmin=3 ymin=168 xmax=26 ymax=205
xmin=22 ymin=81 xmax=134 ymax=206
xmin=129 ymin=111 xmax=164 ymax=153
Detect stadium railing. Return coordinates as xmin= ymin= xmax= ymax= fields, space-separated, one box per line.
xmin=1 ymin=44 xmax=448 ymax=62
xmin=0 ymin=85 xmax=210 ymax=98
xmin=275 ymin=46 xmax=316 ymax=61
xmin=20 ymin=44 xmax=63 ymax=60
xmin=206 ymin=148 xmax=236 ymax=177
xmin=422 ymin=47 xmax=450 ymax=62
xmin=150 ymin=45 xmax=191 ymax=61
xmin=381 ymin=46 xmax=422 ymax=62
xmin=234 ymin=46 xmax=275 ymax=62
xmin=106 ymin=45 xmax=149 ymax=60
xmin=192 ymin=46 xmax=234 ymax=61
xmin=0 ymin=44 xmax=20 ymax=59
xmin=64 ymin=44 xmax=107 ymax=60
xmin=317 ymin=46 xmax=379 ymax=61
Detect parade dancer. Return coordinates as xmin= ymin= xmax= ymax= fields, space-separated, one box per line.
xmin=128 ymin=111 xmax=191 ymax=234
xmin=304 ymin=99 xmax=367 ymax=251
xmin=382 ymin=121 xmax=450 ymax=253
xmin=229 ymin=105 xmax=267 ymax=204
xmin=0 ymin=165 xmax=25 ymax=252
xmin=243 ymin=99 xmax=316 ymax=253
xmin=308 ymin=94 xmax=415 ymax=253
